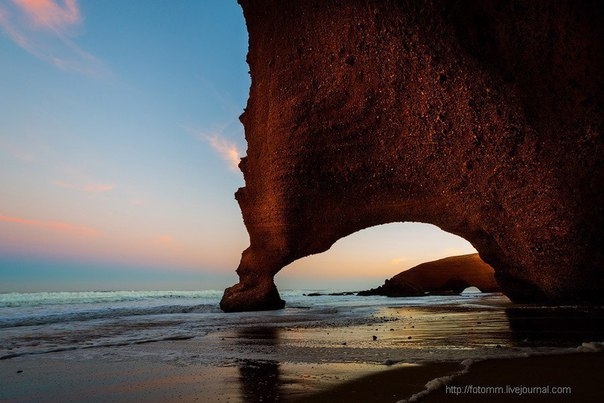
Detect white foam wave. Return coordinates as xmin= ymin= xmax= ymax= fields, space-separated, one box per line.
xmin=577 ymin=341 xmax=604 ymax=352
xmin=0 ymin=303 xmax=220 ymax=328
xmin=398 ymin=341 xmax=604 ymax=403
xmin=399 ymin=359 xmax=475 ymax=402
xmin=0 ymin=290 xmax=223 ymax=308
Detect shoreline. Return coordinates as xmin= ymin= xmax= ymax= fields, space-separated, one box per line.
xmin=294 ymin=351 xmax=604 ymax=402
xmin=421 ymin=351 xmax=604 ymax=402
xmin=3 ymin=292 xmax=604 ymax=402
xmin=2 ymin=350 xmax=603 ymax=402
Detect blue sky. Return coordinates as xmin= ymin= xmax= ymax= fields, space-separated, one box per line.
xmin=0 ymin=0 xmax=475 ymax=292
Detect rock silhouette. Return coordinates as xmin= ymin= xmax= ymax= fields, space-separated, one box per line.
xmin=220 ymin=0 xmax=603 ymax=312
xmin=358 ymin=254 xmax=499 ymax=297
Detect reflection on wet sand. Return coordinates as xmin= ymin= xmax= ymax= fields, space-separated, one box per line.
xmin=239 ymin=359 xmax=281 ymax=402
xmin=505 ymin=306 xmax=604 ymax=346
xmin=237 ymin=326 xmax=280 ymax=346
xmin=226 ymin=301 xmax=604 ymax=401
xmin=236 ymin=327 xmax=282 ymax=401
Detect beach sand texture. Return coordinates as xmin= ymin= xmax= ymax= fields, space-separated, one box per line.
xmin=2 ymin=344 xmax=603 ymax=402
xmin=2 ymin=291 xmax=604 ymax=402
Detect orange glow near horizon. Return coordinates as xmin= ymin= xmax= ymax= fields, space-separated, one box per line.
xmin=0 ymin=212 xmax=247 ymax=273
xmin=0 ymin=213 xmax=102 ymax=237
xmin=0 ymin=1 xmax=256 ymax=291
xmin=279 ymin=222 xmax=477 ymax=287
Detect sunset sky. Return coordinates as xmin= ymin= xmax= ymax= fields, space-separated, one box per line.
xmin=0 ymin=0 xmax=475 ymax=292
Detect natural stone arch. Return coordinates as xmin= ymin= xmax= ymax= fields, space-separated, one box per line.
xmin=220 ymin=0 xmax=603 ymax=312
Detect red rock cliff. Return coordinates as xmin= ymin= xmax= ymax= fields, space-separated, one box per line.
xmin=220 ymin=0 xmax=603 ymax=312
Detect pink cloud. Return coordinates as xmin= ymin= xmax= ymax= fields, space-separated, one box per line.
xmin=158 ymin=235 xmax=174 ymax=245
xmin=0 ymin=213 xmax=101 ymax=237
xmin=0 ymin=7 xmax=36 ymax=50
xmin=53 ymin=180 xmax=114 ymax=193
xmin=12 ymin=0 xmax=80 ymax=31
xmin=203 ymin=133 xmax=242 ymax=171
xmin=153 ymin=234 xmax=183 ymax=254
xmin=83 ymin=183 xmax=114 ymax=193
xmin=0 ymin=0 xmax=108 ymax=76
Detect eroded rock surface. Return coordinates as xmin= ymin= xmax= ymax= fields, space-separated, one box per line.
xmin=358 ymin=254 xmax=500 ymax=297
xmin=220 ymin=0 xmax=603 ymax=312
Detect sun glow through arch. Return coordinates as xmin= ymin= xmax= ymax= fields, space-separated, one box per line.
xmin=276 ymin=222 xmax=477 ymax=291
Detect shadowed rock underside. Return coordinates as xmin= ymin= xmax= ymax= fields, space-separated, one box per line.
xmin=220 ymin=0 xmax=603 ymax=312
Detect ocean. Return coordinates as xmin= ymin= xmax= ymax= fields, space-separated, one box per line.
xmin=2 ymin=290 xmax=603 ymax=365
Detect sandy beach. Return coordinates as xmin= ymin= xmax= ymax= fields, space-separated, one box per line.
xmin=2 ymin=291 xmax=604 ymax=402
xmin=2 ymin=345 xmax=603 ymax=402
xmin=1 ymin=353 xmax=460 ymax=402
xmin=421 ymin=352 xmax=604 ymax=402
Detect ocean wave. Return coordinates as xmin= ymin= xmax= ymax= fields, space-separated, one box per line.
xmin=0 ymin=290 xmax=223 ymax=308
xmin=0 ymin=334 xmax=198 ymax=361
xmin=0 ymin=303 xmax=221 ymax=328
xmin=398 ymin=341 xmax=604 ymax=403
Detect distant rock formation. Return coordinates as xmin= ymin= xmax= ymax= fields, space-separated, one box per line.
xmin=358 ymin=254 xmax=500 ymax=297
xmin=220 ymin=0 xmax=603 ymax=312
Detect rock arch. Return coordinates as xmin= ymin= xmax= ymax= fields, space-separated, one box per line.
xmin=220 ymin=0 xmax=603 ymax=312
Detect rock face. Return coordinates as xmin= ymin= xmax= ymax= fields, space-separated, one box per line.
xmin=220 ymin=0 xmax=603 ymax=312
xmin=358 ymin=254 xmax=500 ymax=297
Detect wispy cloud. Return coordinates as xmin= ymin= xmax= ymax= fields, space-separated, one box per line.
xmin=158 ymin=234 xmax=174 ymax=245
xmin=12 ymin=0 xmax=80 ymax=31
xmin=53 ymin=180 xmax=114 ymax=193
xmin=194 ymin=131 xmax=242 ymax=172
xmin=12 ymin=151 xmax=35 ymax=161
xmin=205 ymin=134 xmax=242 ymax=171
xmin=153 ymin=234 xmax=183 ymax=253
xmin=0 ymin=213 xmax=101 ymax=237
xmin=0 ymin=138 xmax=37 ymax=162
xmin=82 ymin=183 xmax=113 ymax=193
xmin=0 ymin=0 xmax=108 ymax=76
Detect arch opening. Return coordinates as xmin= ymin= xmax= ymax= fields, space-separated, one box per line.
xmin=275 ymin=222 xmax=477 ymax=292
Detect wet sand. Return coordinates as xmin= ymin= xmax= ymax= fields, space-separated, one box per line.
xmin=421 ymin=352 xmax=604 ymax=402
xmin=300 ymin=352 xmax=604 ymax=402
xmin=2 ymin=351 xmax=603 ymax=402
xmin=3 ymin=294 xmax=604 ymax=402
xmin=1 ymin=353 xmax=429 ymax=402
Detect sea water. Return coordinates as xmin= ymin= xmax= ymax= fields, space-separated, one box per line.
xmin=1 ymin=290 xmax=603 ymax=364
